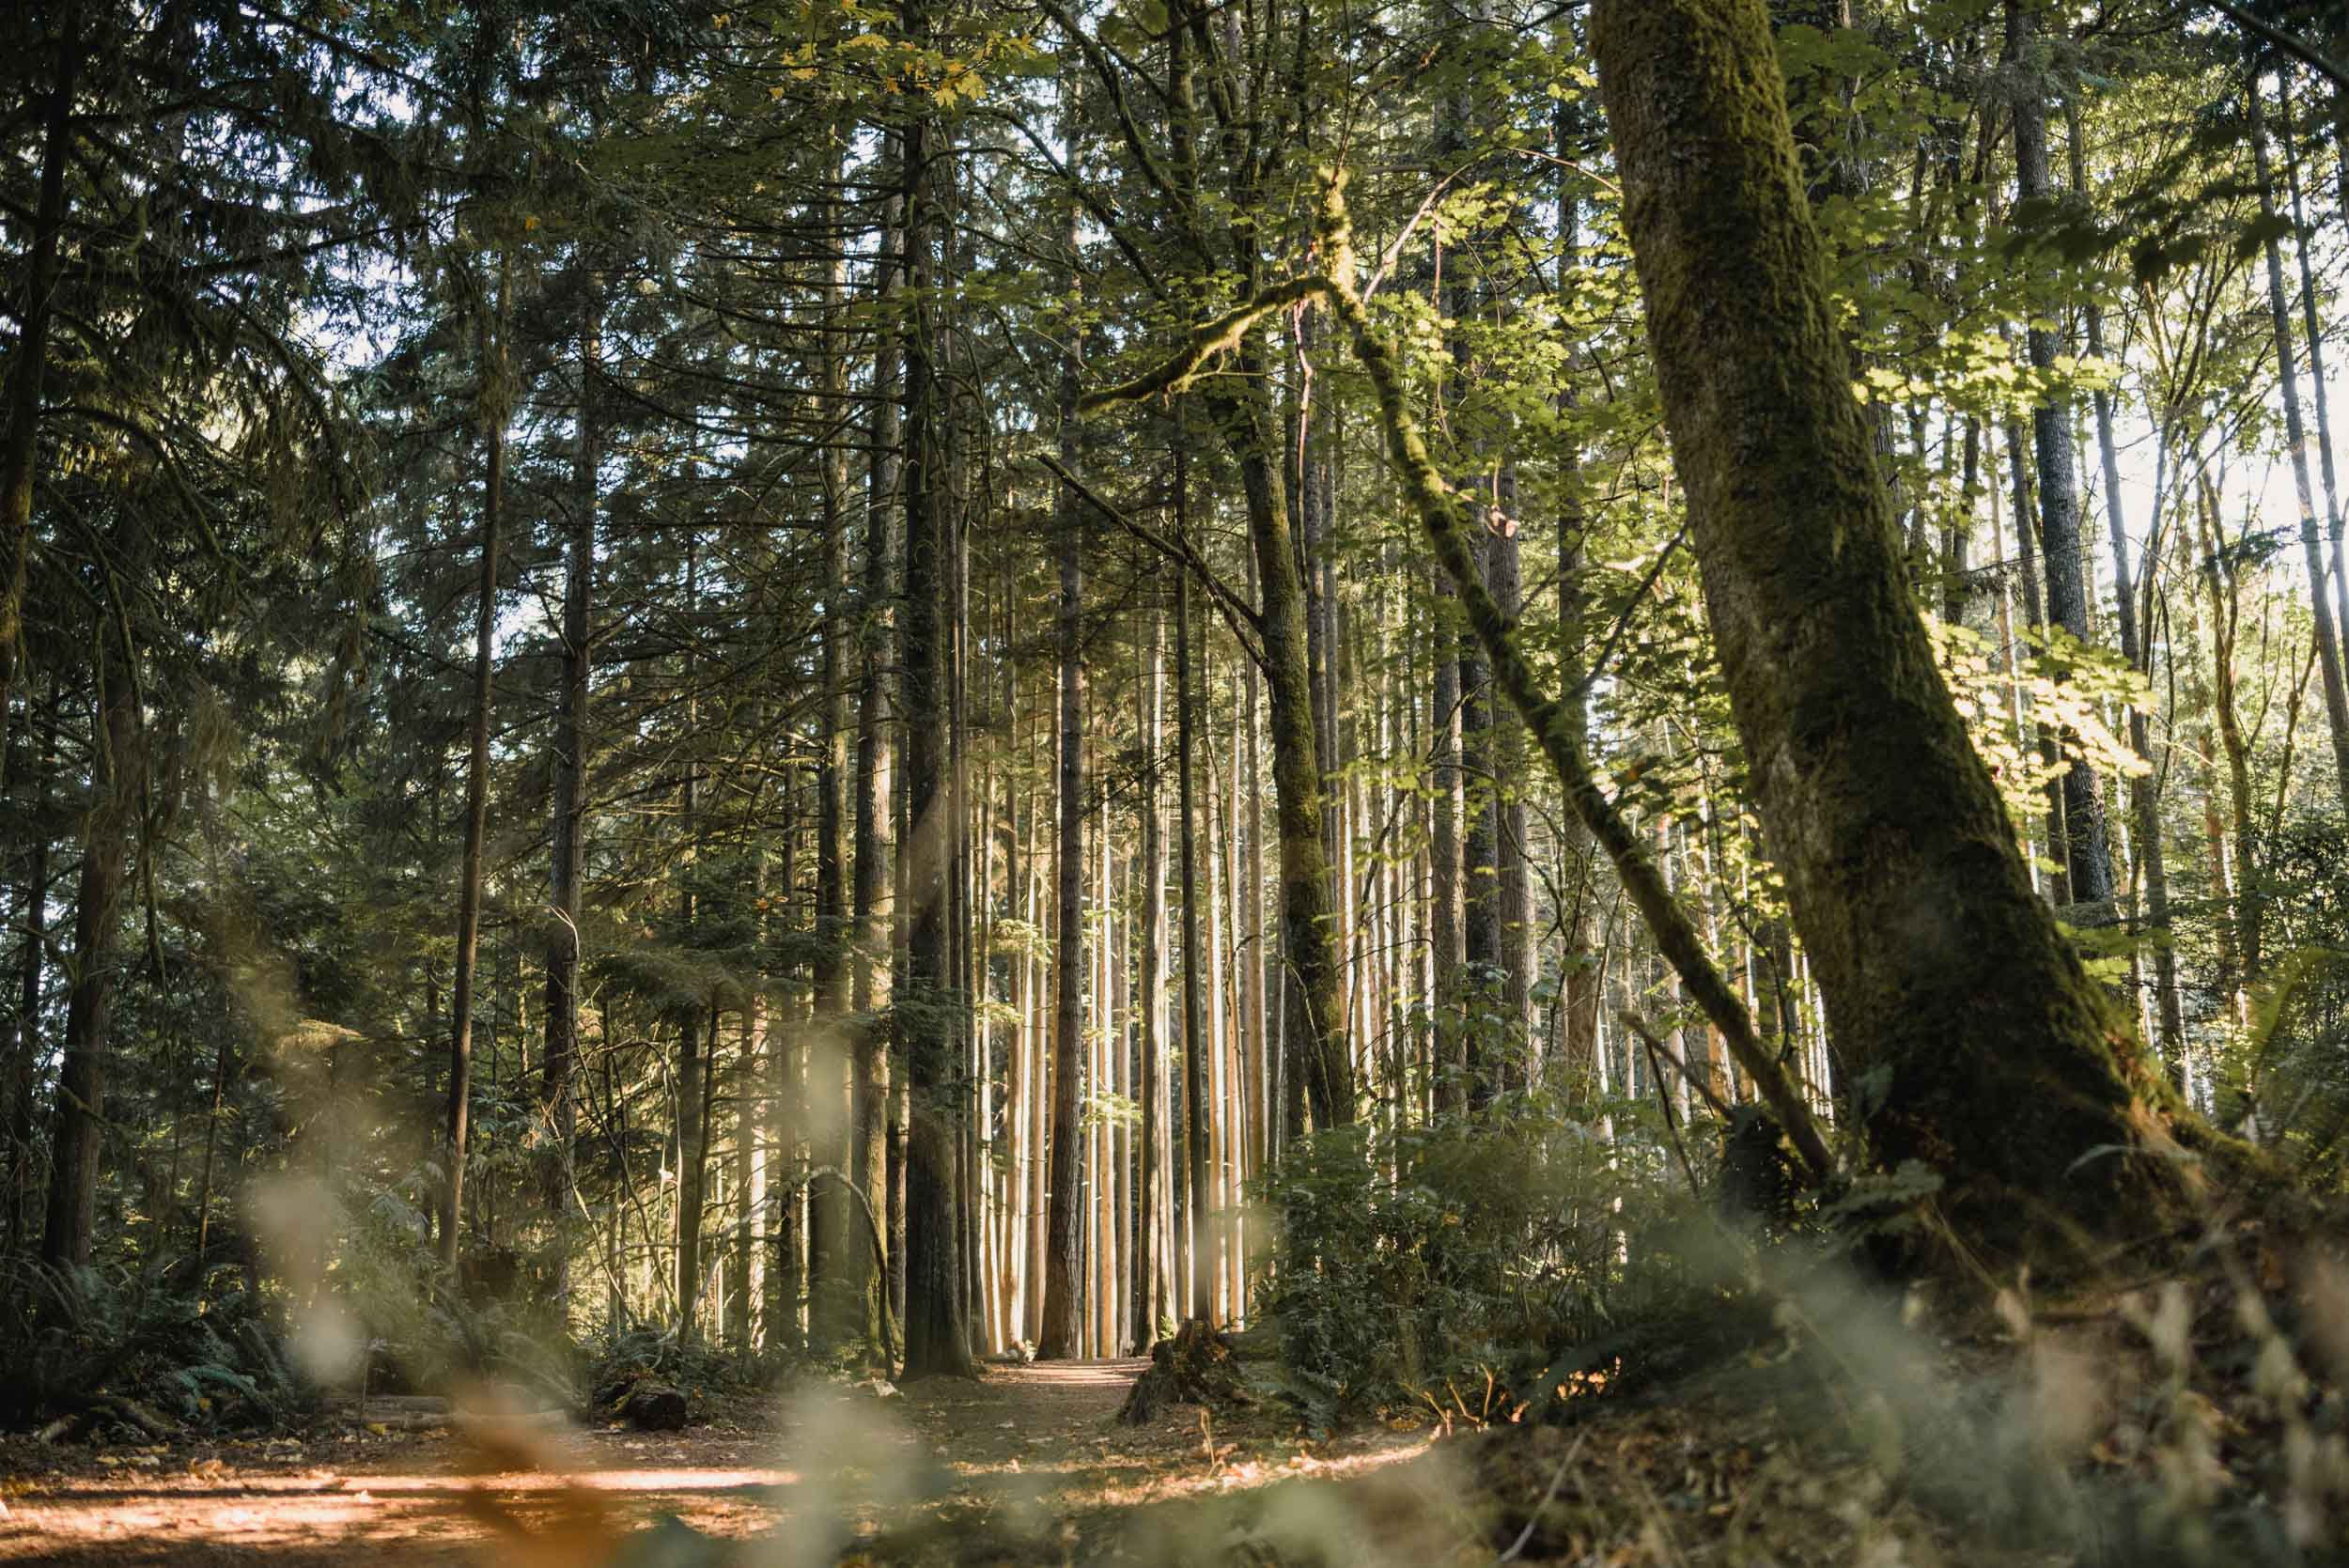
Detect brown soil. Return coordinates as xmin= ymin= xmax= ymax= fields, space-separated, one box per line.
xmin=0 ymin=1360 xmax=1431 ymax=1567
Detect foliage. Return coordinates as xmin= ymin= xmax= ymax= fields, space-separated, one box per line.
xmin=0 ymin=1262 xmax=315 ymax=1433
xmin=1253 ymin=1089 xmax=1708 ymax=1429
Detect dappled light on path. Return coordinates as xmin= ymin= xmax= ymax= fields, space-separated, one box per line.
xmin=0 ymin=1355 xmax=1435 ymax=1564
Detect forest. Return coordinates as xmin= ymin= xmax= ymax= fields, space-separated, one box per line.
xmin=2 ymin=0 xmax=2348 ymax=1561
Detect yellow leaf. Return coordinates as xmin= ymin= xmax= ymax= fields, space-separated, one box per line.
xmin=523 ymin=214 xmax=540 ymax=232
xmin=769 ymin=85 xmax=786 ymax=100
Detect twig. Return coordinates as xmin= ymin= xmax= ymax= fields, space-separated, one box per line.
xmin=1641 ymin=1033 xmax=1706 ymax=1200
xmin=1491 ymin=1433 xmax=1585 ymax=1565
xmin=1035 ymin=453 xmax=1269 ymax=673
xmin=1621 ymin=1012 xmax=1736 ymax=1123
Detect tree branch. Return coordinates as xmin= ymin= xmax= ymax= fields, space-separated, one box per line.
xmin=1035 ymin=452 xmax=1269 ymax=674
xmin=1081 ymin=167 xmax=1836 ymax=1188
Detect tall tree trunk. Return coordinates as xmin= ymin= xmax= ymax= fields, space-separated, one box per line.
xmin=2279 ymin=75 xmax=2348 ymax=653
xmin=812 ymin=127 xmax=858 ymax=1352
xmin=2249 ymin=59 xmax=2349 ymax=814
xmin=1460 ymin=530 xmax=1501 ymax=1109
xmin=40 ymin=626 xmax=138 ymax=1270
xmin=2195 ymin=472 xmax=2260 ymax=992
xmin=1555 ymin=106 xmax=1604 ymax=1102
xmin=1176 ymin=554 xmax=1211 ymax=1323
xmin=2068 ymin=103 xmax=2184 ymax=1078
xmin=439 ymin=260 xmax=507 ymax=1273
xmin=6 ymin=688 xmax=57 ymax=1253
xmin=2007 ymin=0 xmax=2114 ymax=908
xmin=1428 ymin=567 xmax=1464 ymax=1114
xmin=1492 ymin=469 xmax=1532 ymax=1086
xmin=0 ymin=8 xmax=79 ymax=765
xmin=2004 ymin=411 xmax=2067 ymax=901
xmin=1217 ymin=369 xmax=1353 ymax=1130
xmin=766 ymin=843 xmax=804 ymax=1352
xmin=1137 ymin=602 xmax=1164 ymax=1341
xmin=542 ymin=269 xmax=599 ymax=1289
xmin=677 ymin=1002 xmax=712 ymax=1338
xmin=843 ymin=172 xmax=903 ymax=1357
xmin=897 ymin=83 xmax=972 ymax=1379
xmin=1589 ymin=0 xmax=2177 ymax=1249
xmin=1037 ymin=105 xmax=1088 ymax=1359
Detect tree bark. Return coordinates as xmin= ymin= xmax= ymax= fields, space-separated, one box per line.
xmin=1036 ymin=121 xmax=1088 ymax=1361
xmin=438 ymin=259 xmax=507 ymax=1273
xmin=2248 ymin=59 xmax=2349 ymax=815
xmin=2007 ymin=0 xmax=2114 ymax=910
xmin=542 ymin=269 xmax=599 ymax=1286
xmin=1589 ymin=0 xmax=2175 ymax=1247
xmin=0 ymin=8 xmax=80 ymax=765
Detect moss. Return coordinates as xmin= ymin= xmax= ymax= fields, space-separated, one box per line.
xmin=1586 ymin=0 xmax=2214 ymax=1261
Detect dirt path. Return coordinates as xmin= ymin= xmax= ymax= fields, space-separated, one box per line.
xmin=0 ymin=1358 xmax=1426 ymax=1565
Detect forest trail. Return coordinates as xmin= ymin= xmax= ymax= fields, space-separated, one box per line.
xmin=0 ymin=1357 xmax=1400 ymax=1566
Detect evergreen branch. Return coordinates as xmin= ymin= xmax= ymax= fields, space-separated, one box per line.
xmin=1035 ymin=452 xmax=1268 ymax=672
xmin=2211 ymin=1 xmax=2349 ymax=90
xmin=1034 ymin=0 xmax=1202 ymax=252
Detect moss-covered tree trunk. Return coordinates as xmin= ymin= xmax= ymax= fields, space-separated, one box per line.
xmin=1209 ymin=373 xmax=1355 ymax=1132
xmin=1589 ymin=0 xmax=2166 ymax=1250
xmin=0 ymin=9 xmax=78 ymax=769
xmin=542 ymin=270 xmax=599 ymax=1285
xmin=898 ymin=77 xmax=973 ymax=1380
xmin=39 ymin=630 xmax=136 ymax=1271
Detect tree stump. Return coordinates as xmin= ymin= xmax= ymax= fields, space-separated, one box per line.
xmin=1117 ymin=1319 xmax=1248 ymax=1426
xmin=594 ymin=1373 xmax=690 ymax=1432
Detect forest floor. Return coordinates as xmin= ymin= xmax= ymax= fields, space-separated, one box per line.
xmin=0 ymin=1357 xmax=1435 ymax=1567
xmin=1 ymin=1272 xmax=2338 ymax=1566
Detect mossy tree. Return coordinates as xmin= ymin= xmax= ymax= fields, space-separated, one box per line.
xmin=1587 ymin=0 xmax=2191 ymax=1254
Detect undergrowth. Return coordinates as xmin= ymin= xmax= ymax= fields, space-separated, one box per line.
xmin=0 ymin=1259 xmax=315 ymax=1433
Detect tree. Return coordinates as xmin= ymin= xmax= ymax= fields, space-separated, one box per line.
xmin=1586 ymin=0 xmax=2184 ymax=1248
xmin=2007 ymin=0 xmax=2116 ymax=908
xmin=1036 ymin=73 xmax=1088 ymax=1361
xmin=0 ymin=4 xmax=80 ymax=767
